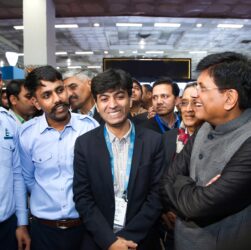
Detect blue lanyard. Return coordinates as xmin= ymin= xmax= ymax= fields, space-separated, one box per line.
xmin=104 ymin=124 xmax=135 ymax=194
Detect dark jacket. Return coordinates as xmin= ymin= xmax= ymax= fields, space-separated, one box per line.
xmin=73 ymin=123 xmax=164 ymax=250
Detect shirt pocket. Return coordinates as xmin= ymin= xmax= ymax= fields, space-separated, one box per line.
xmin=32 ymin=153 xmax=53 ymax=178
xmin=0 ymin=143 xmax=15 ymax=168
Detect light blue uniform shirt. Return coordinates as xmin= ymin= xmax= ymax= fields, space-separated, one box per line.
xmin=0 ymin=107 xmax=28 ymax=225
xmin=18 ymin=112 xmax=98 ymax=220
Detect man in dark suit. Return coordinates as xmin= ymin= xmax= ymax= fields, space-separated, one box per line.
xmin=73 ymin=68 xmax=164 ymax=250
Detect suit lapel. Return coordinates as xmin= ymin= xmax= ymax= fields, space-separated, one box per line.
xmin=96 ymin=126 xmax=114 ymax=196
xmin=127 ymin=126 xmax=143 ymax=200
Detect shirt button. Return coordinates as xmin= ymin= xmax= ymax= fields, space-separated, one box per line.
xmin=199 ymin=153 xmax=203 ymax=159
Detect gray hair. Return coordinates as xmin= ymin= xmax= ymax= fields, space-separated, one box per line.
xmin=62 ymin=69 xmax=96 ymax=81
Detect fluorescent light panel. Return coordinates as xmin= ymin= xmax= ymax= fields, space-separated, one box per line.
xmin=154 ymin=23 xmax=181 ymax=28
xmin=55 ymin=52 xmax=67 ymax=55
xmin=87 ymin=66 xmax=101 ymax=69
xmin=217 ymin=24 xmax=243 ymax=29
xmin=14 ymin=24 xmax=79 ymax=30
xmin=189 ymin=51 xmax=207 ymax=54
xmin=116 ymin=23 xmax=142 ymax=27
xmin=75 ymin=51 xmax=93 ymax=55
xmin=145 ymin=51 xmax=164 ymax=54
xmin=67 ymin=66 xmax=81 ymax=69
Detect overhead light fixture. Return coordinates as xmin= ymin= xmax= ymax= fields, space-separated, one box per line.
xmin=55 ymin=52 xmax=67 ymax=55
xmin=104 ymin=51 xmax=109 ymax=54
xmin=14 ymin=24 xmax=79 ymax=30
xmin=0 ymin=60 xmax=4 ymax=67
xmin=119 ymin=51 xmax=124 ymax=54
xmin=217 ymin=24 xmax=243 ymax=29
xmin=18 ymin=53 xmax=24 ymax=56
xmin=196 ymin=23 xmax=202 ymax=28
xmin=55 ymin=24 xmax=79 ymax=28
xmin=93 ymin=23 xmax=100 ymax=27
xmin=154 ymin=23 xmax=181 ymax=28
xmin=13 ymin=25 xmax=24 ymax=30
xmin=56 ymin=66 xmax=60 ymax=69
xmin=145 ymin=51 xmax=164 ymax=54
xmin=116 ymin=23 xmax=142 ymax=27
xmin=132 ymin=51 xmax=138 ymax=54
xmin=189 ymin=51 xmax=207 ymax=54
xmin=87 ymin=66 xmax=101 ymax=69
xmin=75 ymin=51 xmax=94 ymax=55
xmin=67 ymin=66 xmax=81 ymax=69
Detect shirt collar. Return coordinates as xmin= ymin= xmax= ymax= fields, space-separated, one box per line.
xmin=39 ymin=112 xmax=74 ymax=133
xmin=105 ymin=119 xmax=132 ymax=143
xmin=157 ymin=113 xmax=180 ymax=129
xmin=9 ymin=109 xmax=25 ymax=124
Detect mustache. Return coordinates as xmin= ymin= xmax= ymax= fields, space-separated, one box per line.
xmin=51 ymin=102 xmax=70 ymax=113
xmin=69 ymin=95 xmax=78 ymax=102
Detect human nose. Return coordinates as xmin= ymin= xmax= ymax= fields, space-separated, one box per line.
xmin=191 ymin=87 xmax=199 ymax=98
xmin=109 ymin=97 xmax=117 ymax=108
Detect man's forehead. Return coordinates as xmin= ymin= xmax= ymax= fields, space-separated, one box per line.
xmin=153 ymin=84 xmax=173 ymax=94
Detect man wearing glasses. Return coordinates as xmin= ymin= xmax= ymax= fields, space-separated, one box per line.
xmin=161 ymin=52 xmax=251 ymax=250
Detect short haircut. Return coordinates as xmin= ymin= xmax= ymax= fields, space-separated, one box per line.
xmin=62 ymin=69 xmax=96 ymax=81
xmin=6 ymin=79 xmax=26 ymax=108
xmin=25 ymin=65 xmax=62 ymax=96
xmin=132 ymin=78 xmax=142 ymax=92
xmin=91 ymin=68 xmax=133 ymax=100
xmin=152 ymin=77 xmax=180 ymax=97
xmin=196 ymin=51 xmax=251 ymax=110
xmin=183 ymin=81 xmax=197 ymax=94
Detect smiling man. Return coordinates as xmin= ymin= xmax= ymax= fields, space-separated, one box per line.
xmin=73 ymin=68 xmax=164 ymax=250
xmin=161 ymin=52 xmax=251 ymax=250
xmin=18 ymin=66 xmax=98 ymax=250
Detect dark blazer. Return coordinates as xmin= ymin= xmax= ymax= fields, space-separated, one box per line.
xmin=143 ymin=117 xmax=163 ymax=134
xmin=93 ymin=108 xmax=104 ymax=125
xmin=73 ymin=124 xmax=164 ymax=250
xmin=163 ymin=128 xmax=178 ymax=168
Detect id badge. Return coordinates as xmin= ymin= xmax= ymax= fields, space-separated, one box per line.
xmin=114 ymin=196 xmax=127 ymax=228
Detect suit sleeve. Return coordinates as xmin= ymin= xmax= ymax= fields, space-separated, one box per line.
xmin=73 ymin=137 xmax=117 ymax=250
xmin=117 ymin=134 xmax=164 ymax=243
xmin=163 ymin=136 xmax=251 ymax=225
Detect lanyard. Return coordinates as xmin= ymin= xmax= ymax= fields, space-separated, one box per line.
xmin=104 ymin=124 xmax=135 ymax=194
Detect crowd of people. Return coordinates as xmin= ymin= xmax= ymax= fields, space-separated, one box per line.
xmin=0 ymin=51 xmax=251 ymax=250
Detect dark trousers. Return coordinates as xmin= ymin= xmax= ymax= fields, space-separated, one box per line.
xmin=30 ymin=218 xmax=85 ymax=250
xmin=0 ymin=214 xmax=18 ymax=250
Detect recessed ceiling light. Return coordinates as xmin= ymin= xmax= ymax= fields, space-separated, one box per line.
xmin=13 ymin=25 xmax=24 ymax=30
xmin=75 ymin=51 xmax=94 ymax=55
xmin=104 ymin=51 xmax=109 ymax=54
xmin=116 ymin=23 xmax=142 ymax=27
xmin=87 ymin=66 xmax=101 ymax=69
xmin=55 ymin=52 xmax=67 ymax=55
xmin=67 ymin=66 xmax=81 ymax=69
xmin=145 ymin=51 xmax=164 ymax=54
xmin=93 ymin=23 xmax=100 ymax=27
xmin=119 ymin=51 xmax=124 ymax=54
xmin=196 ymin=23 xmax=202 ymax=28
xmin=55 ymin=24 xmax=79 ymax=28
xmin=132 ymin=51 xmax=138 ymax=54
xmin=217 ymin=24 xmax=243 ymax=29
xmin=154 ymin=23 xmax=181 ymax=28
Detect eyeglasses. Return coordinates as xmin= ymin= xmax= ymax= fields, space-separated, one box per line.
xmin=180 ymin=100 xmax=197 ymax=107
xmin=195 ymin=84 xmax=225 ymax=93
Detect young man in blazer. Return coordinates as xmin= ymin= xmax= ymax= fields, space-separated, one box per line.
xmin=73 ymin=68 xmax=164 ymax=250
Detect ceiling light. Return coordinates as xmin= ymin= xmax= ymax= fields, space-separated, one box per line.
xmin=217 ymin=24 xmax=243 ymax=29
xmin=104 ymin=51 xmax=109 ymax=54
xmin=55 ymin=24 xmax=79 ymax=28
xmin=119 ymin=51 xmax=124 ymax=54
xmin=18 ymin=53 xmax=24 ymax=56
xmin=0 ymin=60 xmax=4 ymax=67
xmin=14 ymin=24 xmax=79 ymax=30
xmin=13 ymin=25 xmax=24 ymax=30
xmin=116 ymin=23 xmax=142 ymax=27
xmin=93 ymin=23 xmax=100 ymax=27
xmin=75 ymin=51 xmax=94 ymax=55
xmin=132 ymin=51 xmax=138 ymax=54
xmin=55 ymin=52 xmax=67 ymax=55
xmin=67 ymin=66 xmax=81 ymax=69
xmin=196 ymin=23 xmax=202 ymax=28
xmin=56 ymin=67 xmax=60 ymax=69
xmin=154 ymin=23 xmax=181 ymax=28
xmin=145 ymin=51 xmax=164 ymax=54
xmin=189 ymin=51 xmax=207 ymax=54
xmin=87 ymin=66 xmax=101 ymax=69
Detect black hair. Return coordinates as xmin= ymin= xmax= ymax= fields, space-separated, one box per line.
xmin=91 ymin=68 xmax=132 ymax=100
xmin=152 ymin=77 xmax=180 ymax=97
xmin=142 ymin=84 xmax=152 ymax=93
xmin=132 ymin=78 xmax=142 ymax=93
xmin=6 ymin=79 xmax=26 ymax=108
xmin=25 ymin=65 xmax=62 ymax=96
xmin=196 ymin=51 xmax=251 ymax=110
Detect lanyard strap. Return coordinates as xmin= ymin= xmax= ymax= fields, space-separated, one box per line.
xmin=104 ymin=124 xmax=135 ymax=193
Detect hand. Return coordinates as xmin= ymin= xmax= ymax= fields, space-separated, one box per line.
xmin=206 ymin=174 xmax=221 ymax=186
xmin=16 ymin=226 xmax=31 ymax=250
xmin=147 ymin=106 xmax=156 ymax=119
xmin=162 ymin=211 xmax=176 ymax=230
xmin=108 ymin=237 xmax=137 ymax=250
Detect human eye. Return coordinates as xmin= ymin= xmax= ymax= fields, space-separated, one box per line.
xmin=161 ymin=94 xmax=168 ymax=99
xmin=56 ymin=86 xmax=65 ymax=94
xmin=42 ymin=92 xmax=50 ymax=99
xmin=180 ymin=101 xmax=189 ymax=107
xmin=152 ymin=95 xmax=158 ymax=101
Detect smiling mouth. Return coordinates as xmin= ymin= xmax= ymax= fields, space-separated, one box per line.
xmin=195 ymin=102 xmax=203 ymax=107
